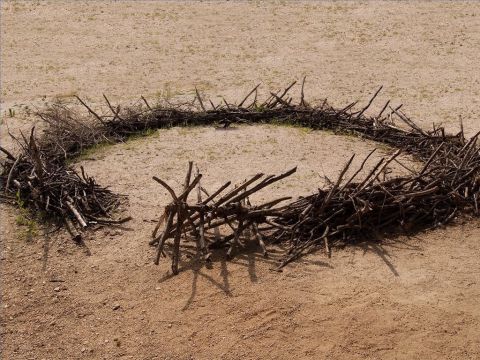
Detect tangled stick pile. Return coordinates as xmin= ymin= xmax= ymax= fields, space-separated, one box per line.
xmin=150 ymin=162 xmax=298 ymax=274
xmin=0 ymin=127 xmax=129 ymax=241
xmin=151 ymin=135 xmax=479 ymax=273
xmin=1 ymin=80 xmax=479 ymax=271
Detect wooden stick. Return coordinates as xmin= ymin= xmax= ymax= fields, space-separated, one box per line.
xmin=300 ymin=76 xmax=307 ymax=107
xmin=252 ymin=223 xmax=268 ymax=257
xmin=201 ymin=181 xmax=231 ymax=205
xmin=140 ymin=95 xmax=152 ymax=110
xmin=152 ymin=176 xmax=178 ymax=201
xmin=64 ymin=218 xmax=82 ymax=242
xmin=5 ymin=155 xmax=22 ymax=193
xmin=171 ymin=205 xmax=184 ymax=274
xmin=0 ymin=146 xmax=16 ymax=161
xmin=75 ymin=96 xmax=105 ymax=125
xmin=238 ymin=83 xmax=261 ymax=108
xmin=65 ymin=200 xmax=88 ymax=228
xmin=269 ymin=81 xmax=297 ymax=108
xmin=357 ymin=86 xmax=383 ymax=118
xmin=103 ymin=94 xmax=123 ymax=121
xmin=196 ymin=166 xmax=210 ymax=261
xmin=226 ymin=219 xmax=245 ymax=260
xmin=195 ymin=87 xmax=206 ymax=112
xmin=377 ymin=100 xmax=390 ymax=119
xmin=226 ymin=167 xmax=297 ymax=205
xmin=317 ymin=155 xmax=355 ymax=216
xmin=152 ymin=210 xmax=167 ymax=239
xmin=183 ymin=161 xmax=194 ymax=200
xmin=154 ymin=209 xmax=175 ymax=265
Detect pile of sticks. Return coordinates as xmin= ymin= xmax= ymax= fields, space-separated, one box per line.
xmin=150 ymin=162 xmax=297 ymax=274
xmin=0 ymin=80 xmax=478 ymax=268
xmin=272 ymin=135 xmax=480 ymax=269
xmin=0 ymin=127 xmax=130 ymax=241
xmin=145 ymin=82 xmax=480 ymax=272
xmin=150 ymin=135 xmax=479 ymax=272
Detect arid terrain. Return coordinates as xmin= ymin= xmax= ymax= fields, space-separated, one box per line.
xmin=1 ymin=1 xmax=480 ymax=359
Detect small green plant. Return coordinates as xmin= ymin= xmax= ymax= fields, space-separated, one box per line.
xmin=68 ymin=129 xmax=159 ymax=161
xmin=67 ymin=142 xmax=112 ymax=163
xmin=15 ymin=191 xmax=39 ymax=241
xmin=252 ymin=104 xmax=268 ymax=112
xmin=8 ymin=108 xmax=15 ymax=117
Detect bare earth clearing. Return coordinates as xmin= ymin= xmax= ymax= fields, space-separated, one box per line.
xmin=1 ymin=1 xmax=480 ymax=359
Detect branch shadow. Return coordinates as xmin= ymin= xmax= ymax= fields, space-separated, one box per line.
xmin=177 ymin=226 xmax=289 ymax=310
xmin=357 ymin=241 xmax=400 ymax=277
xmin=176 ymin=235 xmax=337 ymax=310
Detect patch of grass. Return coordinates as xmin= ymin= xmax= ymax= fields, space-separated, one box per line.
xmin=15 ymin=215 xmax=39 ymax=241
xmin=268 ymin=119 xmax=313 ymax=134
xmin=251 ymin=104 xmax=268 ymax=112
xmin=15 ymin=191 xmax=39 ymax=242
xmin=126 ymin=128 xmax=158 ymax=141
xmin=72 ymin=128 xmax=160 ymax=160
xmin=124 ymin=128 xmax=161 ymax=150
xmin=69 ymin=142 xmax=113 ymax=163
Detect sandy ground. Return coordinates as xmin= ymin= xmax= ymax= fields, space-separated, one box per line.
xmin=1 ymin=1 xmax=480 ymax=359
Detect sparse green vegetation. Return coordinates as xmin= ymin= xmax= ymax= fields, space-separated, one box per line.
xmin=14 ymin=191 xmax=39 ymax=241
xmin=68 ymin=141 xmax=113 ymax=163
xmin=126 ymin=127 xmax=158 ymax=141
xmin=71 ymin=128 xmax=159 ymax=160
xmin=267 ymin=119 xmax=313 ymax=134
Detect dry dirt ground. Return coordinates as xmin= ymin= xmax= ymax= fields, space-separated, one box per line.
xmin=1 ymin=1 xmax=480 ymax=359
